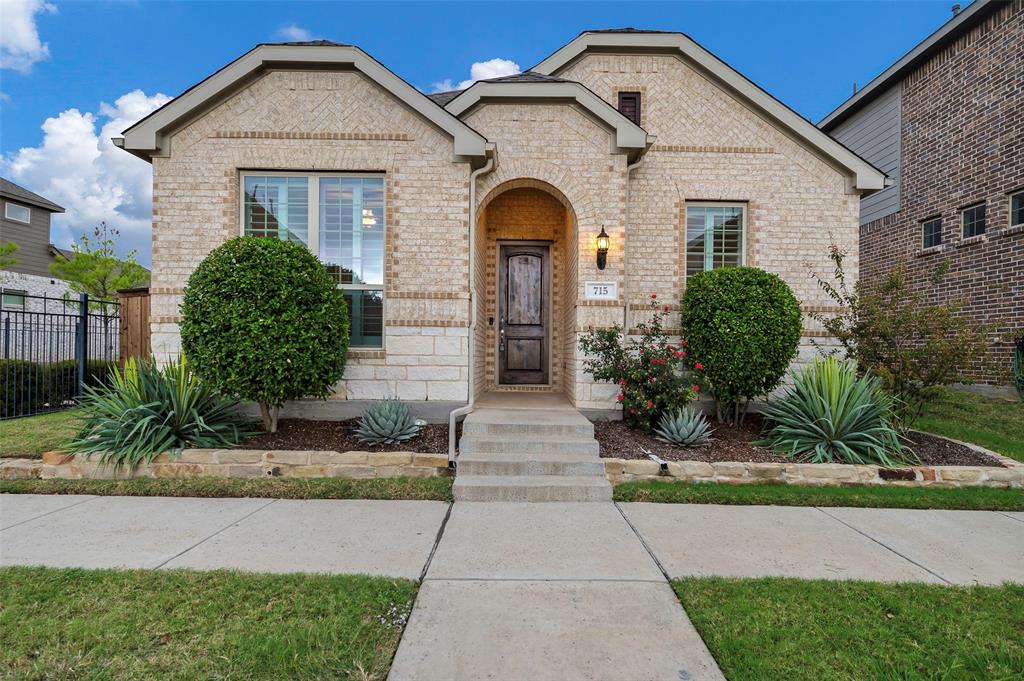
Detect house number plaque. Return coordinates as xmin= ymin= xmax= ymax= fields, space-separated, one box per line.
xmin=584 ymin=281 xmax=617 ymax=300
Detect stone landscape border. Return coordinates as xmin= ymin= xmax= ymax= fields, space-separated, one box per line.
xmin=0 ymin=450 xmax=451 ymax=481
xmin=0 ymin=435 xmax=1020 ymax=489
xmin=603 ymin=437 xmax=1024 ymax=489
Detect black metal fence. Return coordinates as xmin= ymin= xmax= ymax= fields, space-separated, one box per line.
xmin=1 ymin=292 xmax=119 ymax=419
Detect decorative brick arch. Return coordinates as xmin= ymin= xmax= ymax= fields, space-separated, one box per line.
xmin=474 ymin=175 xmax=583 ymax=399
xmin=476 ymin=160 xmax=597 ymax=238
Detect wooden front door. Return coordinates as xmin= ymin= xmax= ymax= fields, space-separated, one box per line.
xmin=498 ymin=243 xmax=550 ymax=385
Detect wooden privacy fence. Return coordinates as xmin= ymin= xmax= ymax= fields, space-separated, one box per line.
xmin=118 ymin=287 xmax=151 ymax=363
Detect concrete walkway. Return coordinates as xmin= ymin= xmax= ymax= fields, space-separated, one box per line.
xmin=0 ymin=495 xmax=448 ymax=579
xmin=3 ymin=494 xmax=1023 ymax=680
xmin=620 ymin=503 xmax=1024 ymax=585
xmin=388 ymin=502 xmax=724 ymax=681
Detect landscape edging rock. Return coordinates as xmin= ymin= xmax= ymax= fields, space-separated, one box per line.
xmin=603 ymin=444 xmax=1024 ymax=489
xmin=0 ymin=449 xmax=451 ymax=481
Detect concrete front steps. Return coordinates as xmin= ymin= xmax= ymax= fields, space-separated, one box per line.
xmin=454 ymin=408 xmax=612 ymax=502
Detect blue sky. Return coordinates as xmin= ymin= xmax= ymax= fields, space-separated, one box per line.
xmin=0 ymin=0 xmax=960 ymax=265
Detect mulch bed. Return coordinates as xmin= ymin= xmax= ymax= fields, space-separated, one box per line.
xmin=594 ymin=414 xmax=1005 ymax=467
xmin=237 ymin=418 xmax=450 ymax=453
xmin=237 ymin=416 xmax=1004 ymax=468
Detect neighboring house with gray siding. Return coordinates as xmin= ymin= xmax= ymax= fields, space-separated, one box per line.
xmin=828 ymin=83 xmax=901 ymax=226
xmin=820 ymin=0 xmax=1024 ymax=386
xmin=0 ymin=178 xmax=72 ymax=310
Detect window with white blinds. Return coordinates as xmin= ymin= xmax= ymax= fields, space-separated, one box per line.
xmin=241 ymin=172 xmax=385 ymax=348
xmin=685 ymin=204 xmax=745 ymax=280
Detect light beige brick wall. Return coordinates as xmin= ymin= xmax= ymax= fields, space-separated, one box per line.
xmin=561 ymin=53 xmax=860 ymax=402
xmin=149 ymin=58 xmax=860 ymax=413
xmin=150 ymin=69 xmax=471 ymax=403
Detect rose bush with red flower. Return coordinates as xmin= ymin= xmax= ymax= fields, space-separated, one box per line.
xmin=579 ymin=299 xmax=698 ymax=431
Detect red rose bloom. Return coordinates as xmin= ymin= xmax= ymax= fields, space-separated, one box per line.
xmin=695 ymin=362 xmax=704 ymax=370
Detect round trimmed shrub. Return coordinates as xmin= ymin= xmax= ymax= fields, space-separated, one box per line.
xmin=180 ymin=237 xmax=350 ymax=432
xmin=680 ymin=266 xmax=802 ymax=424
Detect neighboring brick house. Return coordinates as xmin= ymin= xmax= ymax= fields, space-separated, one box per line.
xmin=820 ymin=0 xmax=1024 ymax=387
xmin=0 ymin=177 xmax=72 ymax=310
xmin=116 ymin=30 xmax=885 ymax=418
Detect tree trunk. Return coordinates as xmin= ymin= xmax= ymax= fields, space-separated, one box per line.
xmin=259 ymin=403 xmax=280 ymax=433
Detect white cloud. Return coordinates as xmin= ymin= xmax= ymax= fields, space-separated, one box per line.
xmin=431 ymin=57 xmax=520 ymax=92
xmin=0 ymin=91 xmax=10 ymax=103
xmin=1 ymin=90 xmax=172 ymax=266
xmin=0 ymin=0 xmax=57 ymax=73
xmin=273 ymin=23 xmax=314 ymax=42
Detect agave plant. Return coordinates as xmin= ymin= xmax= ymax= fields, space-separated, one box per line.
xmin=356 ymin=398 xmax=423 ymax=445
xmin=68 ymin=356 xmax=253 ymax=469
xmin=654 ymin=406 xmax=713 ymax=447
xmin=756 ymin=356 xmax=914 ymax=467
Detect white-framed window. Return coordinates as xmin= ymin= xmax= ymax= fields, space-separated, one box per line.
xmin=240 ymin=172 xmax=385 ymax=348
xmin=961 ymin=202 xmax=986 ymax=239
xmin=685 ymin=203 xmax=745 ymax=280
xmin=921 ymin=216 xmax=943 ymax=249
xmin=1010 ymin=190 xmax=1024 ymax=228
xmin=4 ymin=202 xmax=31 ymax=223
xmin=1 ymin=289 xmax=26 ymax=310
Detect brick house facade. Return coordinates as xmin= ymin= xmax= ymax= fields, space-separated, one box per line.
xmin=117 ymin=31 xmax=885 ymax=417
xmin=822 ymin=0 xmax=1024 ymax=386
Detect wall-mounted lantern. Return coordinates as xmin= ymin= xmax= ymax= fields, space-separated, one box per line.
xmin=596 ymin=226 xmax=610 ymax=270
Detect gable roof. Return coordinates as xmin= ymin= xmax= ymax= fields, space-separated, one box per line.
xmin=115 ymin=42 xmax=489 ymax=161
xmin=532 ymin=29 xmax=888 ymax=192
xmin=444 ymin=73 xmax=651 ymax=157
xmin=0 ymin=177 xmax=64 ymax=213
xmin=819 ymin=0 xmax=1000 ymax=130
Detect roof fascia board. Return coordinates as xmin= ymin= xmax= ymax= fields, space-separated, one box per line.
xmin=119 ymin=44 xmax=488 ymax=160
xmin=0 ymin=191 xmax=65 ymax=213
xmin=445 ymin=81 xmax=649 ymax=151
xmin=819 ymin=0 xmax=995 ymax=129
xmin=534 ymin=33 xmax=886 ymax=192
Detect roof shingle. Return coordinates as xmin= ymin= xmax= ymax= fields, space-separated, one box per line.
xmin=0 ymin=177 xmax=64 ymax=213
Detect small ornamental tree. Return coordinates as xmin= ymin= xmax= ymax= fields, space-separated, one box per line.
xmin=680 ymin=267 xmax=803 ymax=425
xmin=811 ymin=244 xmax=993 ymax=428
xmin=180 ymin=237 xmax=350 ymax=432
xmin=579 ymin=296 xmax=698 ymax=431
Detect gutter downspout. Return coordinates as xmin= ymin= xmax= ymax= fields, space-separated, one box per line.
xmin=448 ymin=146 xmax=497 ymax=462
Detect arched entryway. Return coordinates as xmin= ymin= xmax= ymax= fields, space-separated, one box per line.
xmin=474 ymin=180 xmax=579 ymax=402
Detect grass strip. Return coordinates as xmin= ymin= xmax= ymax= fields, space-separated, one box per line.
xmin=913 ymin=388 xmax=1024 ymax=462
xmin=0 ymin=409 xmax=81 ymax=458
xmin=0 ymin=566 xmax=416 ymax=681
xmin=674 ymin=577 xmax=1024 ymax=681
xmin=0 ymin=475 xmax=453 ymax=501
xmin=614 ymin=479 xmax=1024 ymax=511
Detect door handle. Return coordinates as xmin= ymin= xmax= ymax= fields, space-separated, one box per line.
xmin=499 ymin=316 xmax=506 ymax=352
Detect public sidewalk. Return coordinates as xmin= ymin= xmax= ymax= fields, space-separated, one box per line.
xmin=2 ymin=494 xmax=1022 ymax=680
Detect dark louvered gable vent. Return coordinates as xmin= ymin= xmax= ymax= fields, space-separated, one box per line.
xmin=617 ymin=91 xmax=641 ymax=125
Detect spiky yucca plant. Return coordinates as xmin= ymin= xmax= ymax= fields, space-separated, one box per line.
xmin=757 ymin=356 xmax=913 ymax=467
xmin=356 ymin=398 xmax=423 ymax=445
xmin=654 ymin=407 xmax=713 ymax=447
xmin=68 ymin=356 xmax=252 ymax=469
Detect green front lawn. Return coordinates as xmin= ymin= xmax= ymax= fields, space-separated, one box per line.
xmin=913 ymin=388 xmax=1024 ymax=462
xmin=675 ymin=577 xmax=1024 ymax=681
xmin=614 ymin=480 xmax=1024 ymax=511
xmin=0 ymin=566 xmax=416 ymax=680
xmin=0 ymin=409 xmax=80 ymax=458
xmin=0 ymin=475 xmax=454 ymax=501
